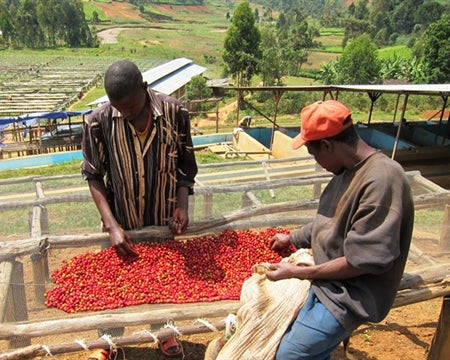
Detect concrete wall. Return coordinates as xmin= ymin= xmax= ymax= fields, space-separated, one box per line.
xmin=232 ymin=129 xmax=271 ymax=159
xmin=271 ymin=130 xmax=309 ymax=158
xmin=232 ymin=129 xmax=310 ymax=159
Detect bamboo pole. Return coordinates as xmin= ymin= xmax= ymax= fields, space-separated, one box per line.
xmin=0 ymin=300 xmax=239 ymax=340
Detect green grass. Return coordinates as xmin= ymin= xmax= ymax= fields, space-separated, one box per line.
xmin=1 ymin=154 xmax=444 ymax=239
xmin=320 ymin=28 xmax=345 ymax=36
xmin=83 ymin=1 xmax=110 ymax=22
xmin=414 ymin=209 xmax=444 ymax=234
xmin=0 ymin=160 xmax=82 ymax=179
xmin=377 ymin=45 xmax=412 ymax=60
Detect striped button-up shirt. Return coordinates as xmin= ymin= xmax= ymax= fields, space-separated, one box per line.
xmin=81 ymin=88 xmax=198 ymax=230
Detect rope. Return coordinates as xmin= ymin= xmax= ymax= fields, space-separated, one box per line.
xmin=224 ymin=314 xmax=237 ymax=339
xmin=163 ymin=319 xmax=181 ymax=337
xmin=163 ymin=320 xmax=185 ymax=360
xmin=194 ymin=318 xmax=219 ymax=332
xmin=74 ymin=339 xmax=89 ymax=350
xmin=42 ymin=345 xmax=53 ymax=357
xmin=100 ymin=334 xmax=118 ymax=352
xmin=132 ymin=329 xmax=159 ymax=348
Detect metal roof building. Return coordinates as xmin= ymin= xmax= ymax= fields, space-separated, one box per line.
xmin=88 ymin=57 xmax=207 ymax=107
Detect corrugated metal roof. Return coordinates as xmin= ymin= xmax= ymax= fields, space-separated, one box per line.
xmin=88 ymin=58 xmax=206 ymax=106
xmin=334 ymin=84 xmax=450 ymax=95
xmin=142 ymin=57 xmax=193 ymax=84
xmin=231 ymin=84 xmax=450 ymax=96
xmin=151 ymin=64 xmax=207 ymax=95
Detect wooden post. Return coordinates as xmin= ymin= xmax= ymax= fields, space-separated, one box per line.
xmin=439 ymin=204 xmax=450 ymax=252
xmin=262 ymin=162 xmax=275 ymax=198
xmin=241 ymin=191 xmax=261 ymax=208
xmin=2 ymin=261 xmax=31 ymax=348
xmin=427 ymin=296 xmax=450 ymax=360
xmin=0 ymin=261 xmax=13 ymax=323
xmin=30 ymin=203 xmax=49 ymax=302
xmin=203 ymin=193 xmax=213 ymax=218
xmin=30 ymin=253 xmax=46 ymax=305
xmin=215 ymin=99 xmax=219 ymax=133
xmin=33 ymin=182 xmax=50 ymax=281
xmin=312 ymin=163 xmax=322 ymax=199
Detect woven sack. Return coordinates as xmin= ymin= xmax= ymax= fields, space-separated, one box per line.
xmin=213 ymin=248 xmax=314 ymax=360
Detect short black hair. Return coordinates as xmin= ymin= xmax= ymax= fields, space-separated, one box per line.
xmin=307 ymin=116 xmax=359 ymax=149
xmin=104 ymin=60 xmax=143 ymax=101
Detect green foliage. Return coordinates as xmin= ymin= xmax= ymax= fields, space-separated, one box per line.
xmin=379 ymin=53 xmax=417 ymax=82
xmin=186 ymin=75 xmax=212 ymax=100
xmin=319 ymin=60 xmax=339 ymax=84
xmin=223 ymin=1 xmax=262 ymax=86
xmin=274 ymin=8 xmax=320 ymax=77
xmin=420 ymin=14 xmax=450 ymax=83
xmin=342 ymin=18 xmax=376 ymax=48
xmin=0 ymin=0 xmax=98 ymax=48
xmin=338 ymin=34 xmax=381 ymax=84
xmin=259 ymin=25 xmax=283 ymax=85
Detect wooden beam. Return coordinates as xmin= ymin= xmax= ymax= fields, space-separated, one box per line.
xmin=439 ymin=204 xmax=450 ymax=252
xmin=427 ymin=296 xmax=450 ymax=360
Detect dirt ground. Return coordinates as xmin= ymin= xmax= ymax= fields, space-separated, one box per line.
xmin=90 ymin=2 xmax=145 ymax=22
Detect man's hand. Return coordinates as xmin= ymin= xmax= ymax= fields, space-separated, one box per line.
xmin=108 ymin=226 xmax=138 ymax=257
xmin=169 ymin=207 xmax=189 ymax=235
xmin=270 ymin=233 xmax=291 ymax=250
xmin=265 ymin=262 xmax=309 ymax=281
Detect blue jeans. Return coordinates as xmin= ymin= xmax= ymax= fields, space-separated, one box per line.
xmin=275 ymin=289 xmax=353 ymax=360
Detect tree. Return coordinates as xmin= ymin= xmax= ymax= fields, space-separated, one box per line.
xmin=420 ymin=14 xmax=450 ymax=83
xmin=259 ymin=25 xmax=283 ymax=85
xmin=223 ymin=1 xmax=261 ymax=86
xmin=392 ymin=0 xmax=424 ymax=35
xmin=0 ymin=0 xmax=97 ymax=48
xmin=414 ymin=1 xmax=444 ymax=28
xmin=342 ymin=18 xmax=375 ymax=48
xmin=15 ymin=0 xmax=45 ymax=48
xmin=0 ymin=2 xmax=14 ymax=46
xmin=185 ymin=75 xmax=212 ymax=100
xmin=319 ymin=59 xmax=339 ymax=85
xmin=338 ymin=34 xmax=381 ymax=84
xmin=275 ymin=8 xmax=319 ymax=76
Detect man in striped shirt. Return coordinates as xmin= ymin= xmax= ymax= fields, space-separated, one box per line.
xmin=81 ymin=60 xmax=198 ymax=357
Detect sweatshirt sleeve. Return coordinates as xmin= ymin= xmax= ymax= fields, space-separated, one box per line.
xmin=290 ymin=222 xmax=313 ymax=249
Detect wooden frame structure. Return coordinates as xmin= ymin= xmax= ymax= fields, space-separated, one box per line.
xmin=0 ymin=158 xmax=449 ymax=359
xmin=232 ymin=84 xmax=450 ymax=156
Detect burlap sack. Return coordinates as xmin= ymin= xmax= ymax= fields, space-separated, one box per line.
xmin=211 ymin=248 xmax=314 ymax=360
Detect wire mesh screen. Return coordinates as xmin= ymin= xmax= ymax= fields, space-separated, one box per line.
xmin=0 ymin=158 xmax=449 ymax=358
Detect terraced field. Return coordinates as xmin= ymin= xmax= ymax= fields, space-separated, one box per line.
xmin=0 ymin=55 xmax=159 ymax=117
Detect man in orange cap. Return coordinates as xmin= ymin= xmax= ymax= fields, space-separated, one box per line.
xmin=266 ymin=100 xmax=414 ymax=359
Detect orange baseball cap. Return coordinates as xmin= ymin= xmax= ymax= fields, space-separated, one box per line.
xmin=291 ymin=100 xmax=352 ymax=149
